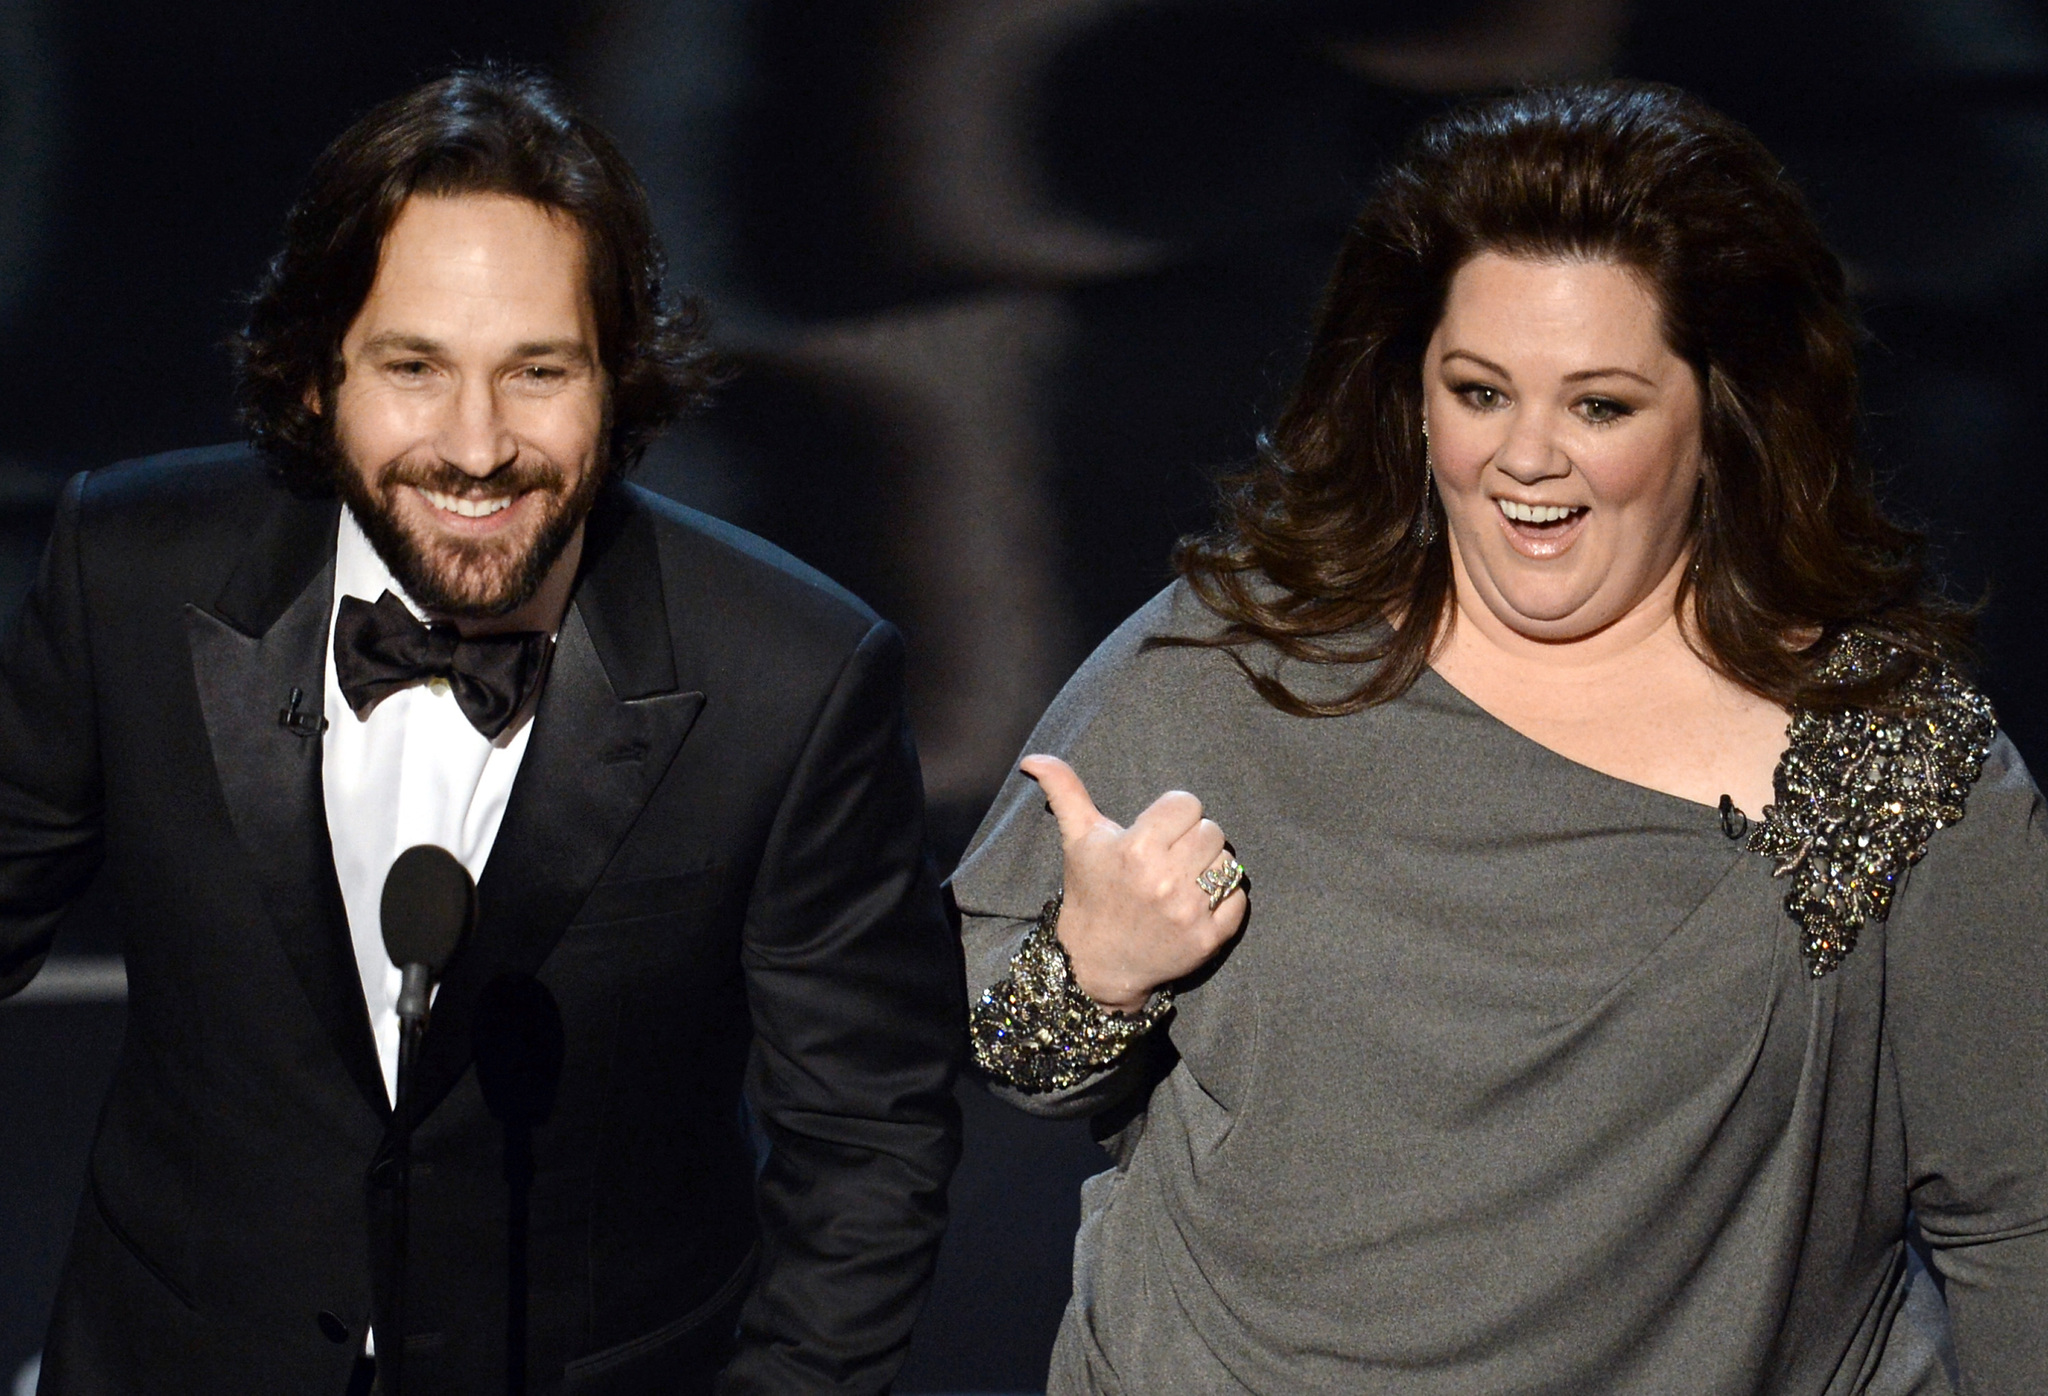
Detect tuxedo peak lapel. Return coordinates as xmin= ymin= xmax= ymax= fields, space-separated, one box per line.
xmin=187 ymin=494 xmax=386 ymax=1118
xmin=404 ymin=501 xmax=703 ymax=1127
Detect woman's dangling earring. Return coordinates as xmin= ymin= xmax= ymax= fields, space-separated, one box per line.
xmin=1686 ymin=478 xmax=1708 ymax=582
xmin=1411 ymin=417 xmax=1440 ymax=548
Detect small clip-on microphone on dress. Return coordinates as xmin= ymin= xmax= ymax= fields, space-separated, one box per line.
xmin=376 ymin=844 xmax=475 ymax=1395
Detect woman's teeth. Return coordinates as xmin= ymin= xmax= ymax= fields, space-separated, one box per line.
xmin=1497 ymin=499 xmax=1580 ymax=525
xmin=421 ymin=488 xmax=514 ymax=519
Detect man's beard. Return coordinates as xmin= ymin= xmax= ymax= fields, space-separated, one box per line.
xmin=328 ymin=437 xmax=607 ymax=620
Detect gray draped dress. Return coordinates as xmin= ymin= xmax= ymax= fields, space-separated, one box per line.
xmin=952 ymin=583 xmax=2048 ymax=1394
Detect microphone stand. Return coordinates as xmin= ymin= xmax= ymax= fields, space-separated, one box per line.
xmin=376 ymin=843 xmax=474 ymax=1396
xmin=385 ymin=963 xmax=433 ymax=1396
xmin=472 ymin=972 xmax=564 ymax=1396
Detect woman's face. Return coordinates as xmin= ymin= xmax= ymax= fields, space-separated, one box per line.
xmin=1422 ymin=251 xmax=1704 ymax=644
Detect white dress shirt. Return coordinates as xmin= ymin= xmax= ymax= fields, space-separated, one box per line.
xmin=321 ymin=508 xmax=539 ymax=1105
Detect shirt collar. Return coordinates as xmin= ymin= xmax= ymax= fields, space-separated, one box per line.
xmin=335 ymin=505 xmax=427 ymax=622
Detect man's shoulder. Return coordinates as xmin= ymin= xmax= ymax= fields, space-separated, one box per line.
xmin=83 ymin=441 xmax=272 ymax=498
xmin=614 ymin=481 xmax=884 ymax=647
xmin=73 ymin=441 xmax=296 ymax=535
xmin=62 ymin=444 xmax=333 ymax=608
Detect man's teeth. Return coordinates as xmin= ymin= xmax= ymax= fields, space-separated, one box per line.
xmin=1497 ymin=499 xmax=1580 ymax=525
xmin=421 ymin=488 xmax=514 ymax=519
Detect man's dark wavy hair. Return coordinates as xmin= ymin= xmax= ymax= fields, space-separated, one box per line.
xmin=232 ymin=64 xmax=715 ymax=490
xmin=1172 ymin=81 xmax=1972 ymax=716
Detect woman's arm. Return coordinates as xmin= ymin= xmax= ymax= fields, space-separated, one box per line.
xmin=1019 ymin=755 xmax=1242 ymax=1012
xmin=957 ymin=757 xmax=1242 ymax=1115
xmin=960 ymin=898 xmax=1168 ymax=1118
xmin=1887 ymin=734 xmax=2048 ymax=1393
xmin=950 ymin=587 xmax=1248 ymax=1116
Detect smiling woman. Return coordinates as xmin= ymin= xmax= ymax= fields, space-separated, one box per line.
xmin=1425 ymin=254 xmax=1703 ymax=626
xmin=953 ymin=82 xmax=2046 ymax=1395
xmin=1170 ymin=83 xmax=1969 ymax=721
xmin=1420 ymin=252 xmax=1789 ymax=818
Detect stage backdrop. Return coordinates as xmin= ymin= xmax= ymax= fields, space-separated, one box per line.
xmin=2 ymin=2 xmax=2045 ymax=1391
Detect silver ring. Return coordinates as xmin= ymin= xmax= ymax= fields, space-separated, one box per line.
xmin=1196 ymin=857 xmax=1246 ymax=912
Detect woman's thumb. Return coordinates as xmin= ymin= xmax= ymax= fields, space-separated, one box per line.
xmin=1019 ymin=753 xmax=1111 ymax=842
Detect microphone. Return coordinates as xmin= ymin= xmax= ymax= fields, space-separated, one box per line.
xmin=381 ymin=844 xmax=475 ymax=1031
xmin=375 ymin=845 xmax=473 ymax=1396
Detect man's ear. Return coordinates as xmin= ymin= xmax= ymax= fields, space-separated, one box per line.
xmin=302 ymin=384 xmax=323 ymax=415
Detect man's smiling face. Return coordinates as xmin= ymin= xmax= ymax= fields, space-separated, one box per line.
xmin=327 ymin=191 xmax=608 ymax=619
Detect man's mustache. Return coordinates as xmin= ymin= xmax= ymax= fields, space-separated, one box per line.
xmin=376 ymin=456 xmax=570 ymax=501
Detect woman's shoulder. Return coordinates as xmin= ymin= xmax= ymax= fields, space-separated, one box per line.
xmin=1895 ymin=721 xmax=2040 ymax=887
xmin=1762 ymin=629 xmax=2025 ymax=971
xmin=955 ymin=582 xmax=1273 ymax=877
xmin=1034 ymin=580 xmax=1247 ymax=734
xmin=1084 ymin=577 xmax=1239 ymax=666
xmin=1773 ymin=631 xmax=1997 ymax=811
xmin=1055 ymin=576 xmax=1388 ymax=727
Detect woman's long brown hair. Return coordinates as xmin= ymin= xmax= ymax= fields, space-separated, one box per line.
xmin=1170 ymin=82 xmax=1971 ymax=716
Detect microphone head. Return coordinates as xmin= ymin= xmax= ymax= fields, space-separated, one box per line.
xmin=380 ymin=844 xmax=475 ymax=974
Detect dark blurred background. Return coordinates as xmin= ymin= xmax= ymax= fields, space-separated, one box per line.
xmin=2 ymin=1 xmax=2045 ymax=1391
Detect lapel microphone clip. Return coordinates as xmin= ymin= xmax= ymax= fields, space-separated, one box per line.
xmin=277 ymin=685 xmax=329 ymax=737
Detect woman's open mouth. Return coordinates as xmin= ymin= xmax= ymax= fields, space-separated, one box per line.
xmin=1494 ymin=497 xmax=1588 ymax=557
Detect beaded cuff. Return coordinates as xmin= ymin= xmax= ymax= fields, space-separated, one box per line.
xmin=969 ymin=893 xmax=1174 ymax=1093
xmin=1749 ymin=630 xmax=1996 ymax=978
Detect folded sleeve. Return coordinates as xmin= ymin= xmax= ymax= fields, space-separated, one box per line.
xmin=0 ymin=471 xmax=104 ymax=996
xmin=1886 ymin=733 xmax=2048 ymax=1394
xmin=719 ymin=620 xmax=964 ymax=1396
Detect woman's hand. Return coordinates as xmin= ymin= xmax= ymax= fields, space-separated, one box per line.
xmin=1020 ymin=754 xmax=1247 ymax=1014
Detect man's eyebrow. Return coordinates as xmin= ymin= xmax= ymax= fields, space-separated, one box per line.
xmin=357 ymin=332 xmax=444 ymax=357
xmin=510 ymin=339 xmax=596 ymax=364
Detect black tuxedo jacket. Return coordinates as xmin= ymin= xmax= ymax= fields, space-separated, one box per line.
xmin=0 ymin=445 xmax=964 ymax=1394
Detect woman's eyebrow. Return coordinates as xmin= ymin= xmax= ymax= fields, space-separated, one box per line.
xmin=1562 ymin=366 xmax=1656 ymax=386
xmin=1440 ymin=348 xmax=1511 ymax=378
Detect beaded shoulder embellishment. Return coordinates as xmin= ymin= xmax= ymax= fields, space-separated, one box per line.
xmin=1747 ymin=630 xmax=1995 ymax=977
xmin=969 ymin=893 xmax=1174 ymax=1093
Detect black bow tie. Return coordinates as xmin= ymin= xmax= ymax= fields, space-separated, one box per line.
xmin=333 ymin=591 xmax=551 ymax=739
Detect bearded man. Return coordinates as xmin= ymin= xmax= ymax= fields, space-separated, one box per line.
xmin=0 ymin=68 xmax=962 ymax=1395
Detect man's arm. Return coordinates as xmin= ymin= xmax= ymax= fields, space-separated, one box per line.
xmin=0 ymin=472 xmax=105 ymax=996
xmin=720 ymin=620 xmax=964 ymax=1395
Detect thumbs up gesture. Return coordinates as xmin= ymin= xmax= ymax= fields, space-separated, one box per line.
xmin=1020 ymin=754 xmax=1247 ymax=1014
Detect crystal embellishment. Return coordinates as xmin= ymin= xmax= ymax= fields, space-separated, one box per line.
xmin=970 ymin=893 xmax=1174 ymax=1093
xmin=1747 ymin=630 xmax=1995 ymax=977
